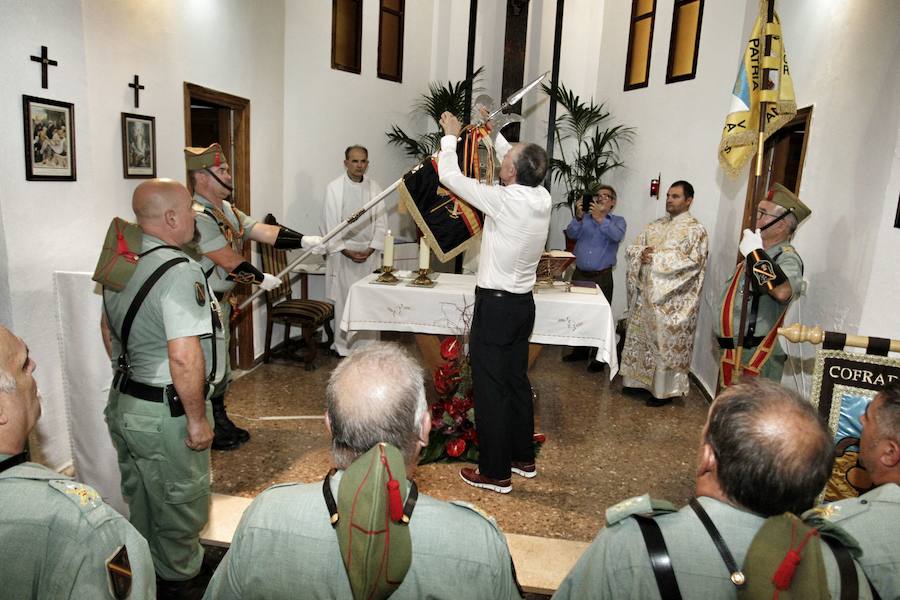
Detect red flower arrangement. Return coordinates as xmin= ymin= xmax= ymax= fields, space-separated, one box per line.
xmin=419 ymin=335 xmax=545 ymax=464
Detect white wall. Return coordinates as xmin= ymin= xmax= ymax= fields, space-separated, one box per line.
xmin=552 ymin=0 xmax=900 ymax=395
xmin=0 ymin=0 xmax=286 ymax=469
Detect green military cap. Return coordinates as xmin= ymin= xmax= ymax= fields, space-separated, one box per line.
xmin=739 ymin=514 xmax=829 ymax=600
xmin=184 ymin=143 xmax=227 ymax=171
xmin=768 ymin=183 xmax=811 ymax=224
xmin=336 ymin=443 xmax=413 ymax=600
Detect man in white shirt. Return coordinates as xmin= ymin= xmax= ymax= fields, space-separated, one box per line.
xmin=321 ymin=145 xmax=387 ymax=357
xmin=438 ymin=111 xmax=551 ymax=494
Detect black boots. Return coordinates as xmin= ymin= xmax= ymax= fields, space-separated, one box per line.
xmin=211 ymin=395 xmax=249 ymax=451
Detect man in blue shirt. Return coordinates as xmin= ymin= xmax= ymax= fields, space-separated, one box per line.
xmin=563 ymin=184 xmax=626 ymax=370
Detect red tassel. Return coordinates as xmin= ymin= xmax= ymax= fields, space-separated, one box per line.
xmin=214 ymin=152 xmax=221 ymax=167
xmin=387 ymin=479 xmax=403 ymax=522
xmin=772 ymin=549 xmax=801 ymax=590
xmin=115 ymin=228 xmax=138 ymax=263
xmin=772 ymin=523 xmax=819 ymax=591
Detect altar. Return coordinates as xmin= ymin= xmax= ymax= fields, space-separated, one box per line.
xmin=340 ymin=273 xmax=618 ymax=377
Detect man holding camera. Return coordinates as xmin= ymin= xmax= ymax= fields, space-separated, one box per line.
xmin=563 ymin=184 xmax=626 ymax=369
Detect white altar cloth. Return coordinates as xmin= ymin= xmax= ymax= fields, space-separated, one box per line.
xmin=341 ymin=273 xmax=618 ymax=377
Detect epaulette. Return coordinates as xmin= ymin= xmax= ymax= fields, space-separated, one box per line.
xmin=803 ymin=510 xmax=864 ymax=559
xmin=605 ymin=494 xmax=677 ymax=526
xmin=781 ymin=244 xmax=796 ymax=254
xmin=450 ymin=500 xmax=501 ymax=530
xmin=48 ymin=479 xmax=103 ymax=512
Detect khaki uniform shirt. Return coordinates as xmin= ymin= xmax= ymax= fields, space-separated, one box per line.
xmin=203 ymin=472 xmax=521 ymax=599
xmin=187 ymin=193 xmax=258 ymax=295
xmin=103 ymin=235 xmax=223 ymax=386
xmin=554 ymin=496 xmax=870 ymax=599
xmin=811 ymin=483 xmax=900 ymax=599
xmin=0 ymin=456 xmax=155 ymax=599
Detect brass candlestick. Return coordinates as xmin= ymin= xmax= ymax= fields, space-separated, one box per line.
xmin=375 ymin=265 xmax=399 ymax=284
xmin=410 ymin=268 xmax=435 ymax=287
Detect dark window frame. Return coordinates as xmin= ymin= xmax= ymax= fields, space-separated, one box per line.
xmin=331 ymin=0 xmax=363 ymax=74
xmin=665 ymin=0 xmax=705 ymax=84
xmin=377 ymin=0 xmax=405 ymax=82
xmin=624 ymin=0 xmax=658 ymax=91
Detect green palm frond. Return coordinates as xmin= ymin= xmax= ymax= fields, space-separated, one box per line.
xmin=387 ymin=68 xmax=485 ymax=160
xmin=542 ymin=81 xmax=635 ymax=213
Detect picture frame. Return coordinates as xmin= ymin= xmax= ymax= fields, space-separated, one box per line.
xmin=810 ymin=348 xmax=900 ymax=502
xmin=23 ymin=95 xmax=76 ymax=181
xmin=121 ymin=113 xmax=157 ymax=178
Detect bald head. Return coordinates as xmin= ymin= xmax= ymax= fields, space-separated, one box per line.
xmin=705 ymin=379 xmax=833 ymax=516
xmin=326 ymin=343 xmax=427 ymax=469
xmin=132 ymin=179 xmax=195 ymax=245
xmin=0 ymin=326 xmax=41 ymax=454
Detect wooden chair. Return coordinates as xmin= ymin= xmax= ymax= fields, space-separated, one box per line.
xmin=259 ymin=214 xmax=334 ymax=370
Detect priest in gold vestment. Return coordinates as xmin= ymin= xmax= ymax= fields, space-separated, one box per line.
xmin=620 ymin=181 xmax=708 ymax=406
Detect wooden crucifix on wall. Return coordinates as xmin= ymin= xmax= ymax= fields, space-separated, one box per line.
xmin=129 ymin=75 xmax=145 ymax=109
xmin=30 ymin=45 xmax=58 ymax=89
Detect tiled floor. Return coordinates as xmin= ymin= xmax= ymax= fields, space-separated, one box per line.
xmin=211 ymin=333 xmax=711 ymax=543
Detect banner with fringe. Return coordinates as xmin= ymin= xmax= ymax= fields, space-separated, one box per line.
xmin=398 ymin=127 xmax=492 ymax=263
xmin=718 ymin=1 xmax=796 ymax=175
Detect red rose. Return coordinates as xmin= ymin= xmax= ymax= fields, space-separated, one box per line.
xmin=440 ymin=337 xmax=461 ymax=361
xmin=446 ymin=438 xmax=466 ymax=457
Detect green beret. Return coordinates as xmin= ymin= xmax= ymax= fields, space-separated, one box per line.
xmin=184 ymin=143 xmax=227 ymax=171
xmin=768 ymin=183 xmax=811 ymax=224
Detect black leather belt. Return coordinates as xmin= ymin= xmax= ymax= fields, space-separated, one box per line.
xmin=475 ymin=286 xmax=532 ymax=299
xmin=119 ymin=379 xmax=169 ymax=403
xmin=717 ymin=335 xmax=764 ymax=350
xmin=575 ymin=267 xmax=612 ymax=276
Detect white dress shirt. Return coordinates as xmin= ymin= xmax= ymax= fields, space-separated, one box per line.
xmin=438 ymin=134 xmax=551 ymax=294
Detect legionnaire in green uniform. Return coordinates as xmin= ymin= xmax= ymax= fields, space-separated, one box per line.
xmin=0 ymin=325 xmax=155 ymax=599
xmin=805 ymin=382 xmax=900 ymax=599
xmin=184 ymin=143 xmax=323 ymax=451
xmin=100 ymin=179 xmax=224 ymax=597
xmin=555 ymin=380 xmax=871 ymax=599
xmin=717 ymin=183 xmax=811 ymax=387
xmin=203 ymin=343 xmax=522 ymax=600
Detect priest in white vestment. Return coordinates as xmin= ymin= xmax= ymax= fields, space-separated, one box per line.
xmin=321 ymin=145 xmax=387 ymax=356
xmin=620 ymin=180 xmax=708 ymax=406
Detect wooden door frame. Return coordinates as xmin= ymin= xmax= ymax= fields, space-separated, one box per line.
xmin=183 ymin=82 xmax=255 ymax=370
xmin=741 ymin=105 xmax=813 ymax=231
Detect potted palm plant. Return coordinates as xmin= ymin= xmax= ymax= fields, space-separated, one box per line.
xmin=542 ymin=82 xmax=634 ymax=216
xmin=386 ymin=68 xmax=484 ymax=160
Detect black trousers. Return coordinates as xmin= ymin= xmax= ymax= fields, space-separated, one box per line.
xmin=469 ymin=288 xmax=536 ymax=480
xmin=572 ymin=267 xmax=613 ymax=304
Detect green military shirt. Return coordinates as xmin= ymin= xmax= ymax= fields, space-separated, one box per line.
xmin=203 ymin=472 xmax=521 ymax=599
xmin=807 ymin=483 xmax=900 ymax=599
xmin=715 ymin=241 xmax=804 ymax=380
xmin=103 ymin=235 xmax=223 ymax=386
xmin=0 ymin=455 xmax=155 ymax=599
xmin=553 ymin=495 xmax=870 ymax=599
xmin=186 ymin=193 xmax=258 ymax=295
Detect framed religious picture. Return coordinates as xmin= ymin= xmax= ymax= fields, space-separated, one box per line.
xmin=810 ymin=348 xmax=900 ymax=502
xmin=22 ymin=95 xmax=76 ymax=181
xmin=121 ymin=113 xmax=156 ymax=178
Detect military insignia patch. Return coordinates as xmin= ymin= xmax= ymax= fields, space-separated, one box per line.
xmin=106 ymin=545 xmax=132 ymax=600
xmin=751 ymin=259 xmax=776 ymax=286
xmin=230 ymin=271 xmax=256 ymax=285
xmin=194 ymin=282 xmax=206 ymax=306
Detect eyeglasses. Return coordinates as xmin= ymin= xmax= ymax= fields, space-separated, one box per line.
xmin=596 ymin=193 xmax=615 ymax=200
xmin=756 ymin=208 xmax=780 ymax=219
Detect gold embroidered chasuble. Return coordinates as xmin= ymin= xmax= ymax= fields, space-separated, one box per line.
xmin=620 ymin=212 xmax=708 ymax=397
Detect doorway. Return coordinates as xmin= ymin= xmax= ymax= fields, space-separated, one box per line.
xmin=742 ymin=106 xmax=813 ymax=229
xmin=183 ymin=83 xmax=255 ymax=370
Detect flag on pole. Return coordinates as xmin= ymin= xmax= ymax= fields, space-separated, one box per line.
xmin=718 ymin=1 xmax=796 ymax=175
xmin=398 ymin=126 xmax=492 ymax=262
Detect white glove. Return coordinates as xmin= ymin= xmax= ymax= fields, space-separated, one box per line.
xmin=260 ymin=273 xmax=282 ymax=291
xmin=301 ymin=235 xmax=324 ymax=250
xmin=739 ymin=228 xmax=763 ymax=257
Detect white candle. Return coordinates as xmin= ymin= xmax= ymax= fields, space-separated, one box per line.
xmin=419 ymin=237 xmax=430 ymax=270
xmin=383 ymin=230 xmax=394 ymax=267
